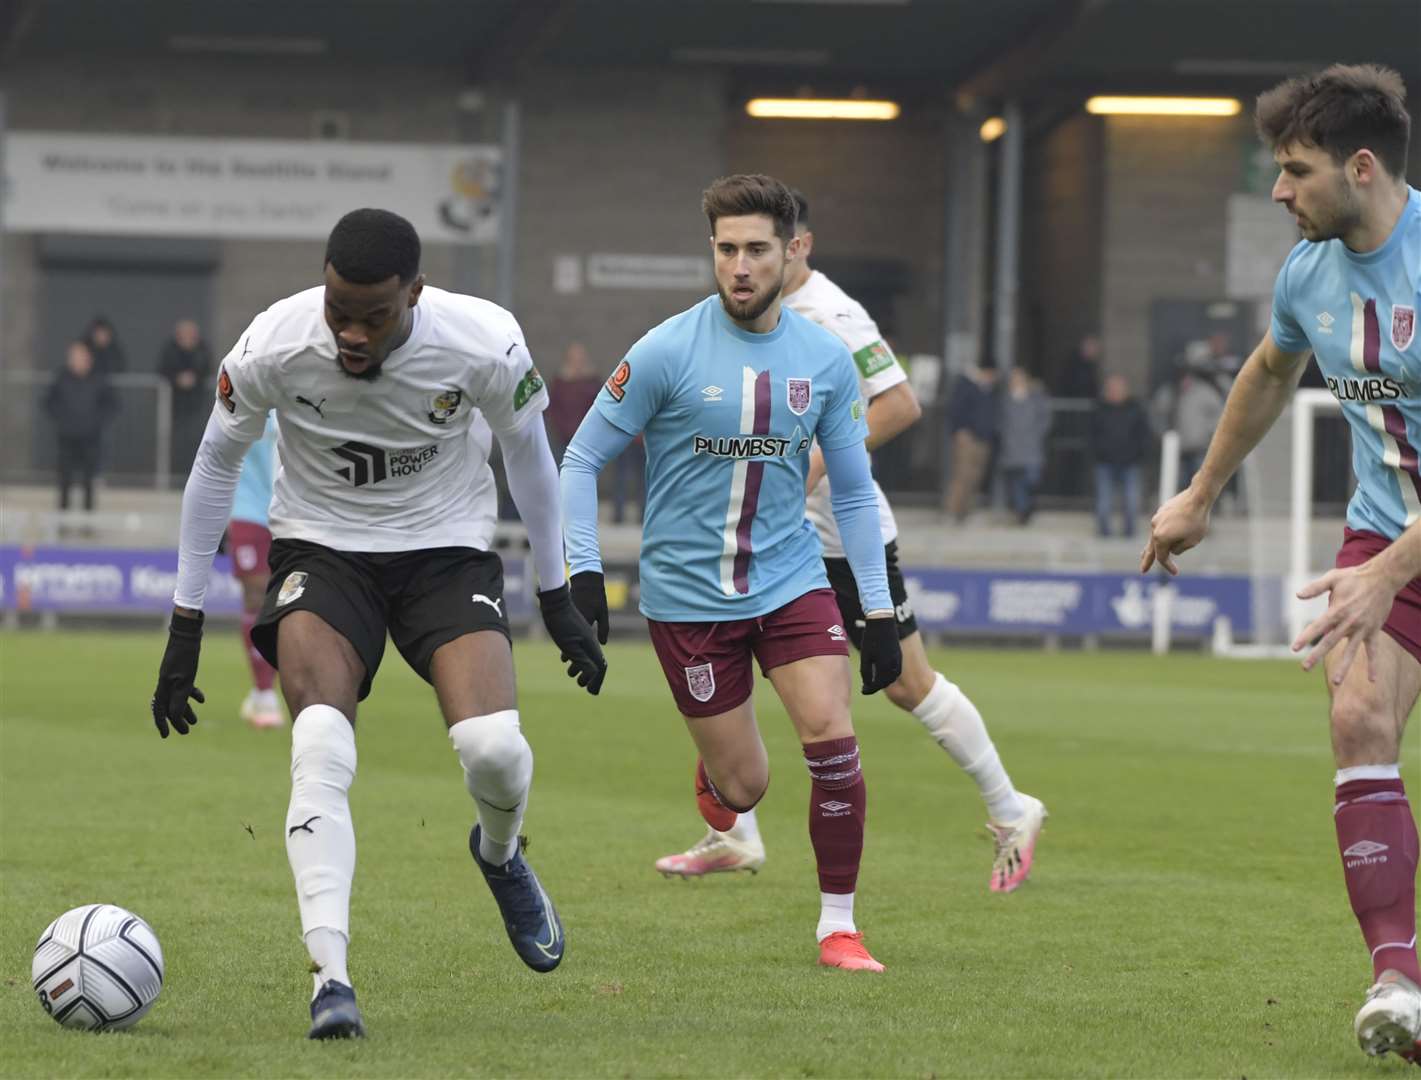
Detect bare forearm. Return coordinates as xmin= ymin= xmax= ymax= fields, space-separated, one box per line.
xmin=1193 ymin=350 xmax=1301 ymax=503
xmin=864 ymin=383 xmax=920 ymax=452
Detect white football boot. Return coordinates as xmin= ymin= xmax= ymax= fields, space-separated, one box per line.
xmin=988 ymin=793 xmax=1048 ymax=893
xmin=655 ymin=828 xmax=766 ymax=877
xmin=1355 ymin=968 xmax=1421 ymax=1060
xmin=240 ymin=688 xmax=284 ymax=729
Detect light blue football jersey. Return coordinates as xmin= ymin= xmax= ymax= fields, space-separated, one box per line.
xmin=1271 ymin=186 xmax=1421 ymax=540
xmin=593 ymin=296 xmax=867 ymax=621
xmin=230 ymin=415 xmax=277 ymax=526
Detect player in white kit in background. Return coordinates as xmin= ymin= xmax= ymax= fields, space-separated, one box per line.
xmin=149 ymin=209 xmax=606 ymax=1039
xmin=655 ymin=190 xmax=1047 ymax=893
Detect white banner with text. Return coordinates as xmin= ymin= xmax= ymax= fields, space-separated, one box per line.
xmin=2 ymin=132 xmax=501 ymax=244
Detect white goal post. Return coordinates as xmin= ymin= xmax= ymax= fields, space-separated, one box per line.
xmin=1155 ymin=388 xmax=1342 ymax=658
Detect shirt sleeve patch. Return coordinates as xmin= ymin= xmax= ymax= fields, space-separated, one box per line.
xmin=852 ymin=341 xmax=896 ymax=379
xmin=217 ymin=367 xmax=236 ymax=413
xmin=605 ymin=359 xmax=631 ymax=402
xmin=513 ymin=366 xmax=545 ymax=411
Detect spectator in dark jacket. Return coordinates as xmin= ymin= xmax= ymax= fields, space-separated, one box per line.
xmin=943 ymin=364 xmax=998 ymax=521
xmin=999 ymin=367 xmax=1052 ymax=524
xmin=1089 ymin=373 xmax=1152 ymax=538
xmin=83 ymin=317 xmax=126 ymax=380
xmin=157 ymin=318 xmax=213 ymax=481
xmin=1056 ymin=333 xmax=1102 ymax=400
xmin=546 ymin=342 xmax=603 ymax=463
xmin=45 ymin=340 xmax=118 ymax=512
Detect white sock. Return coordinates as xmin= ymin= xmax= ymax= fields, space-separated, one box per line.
xmin=816 ymin=891 xmax=856 ymax=942
xmin=305 ymin=928 xmax=350 ymax=997
xmin=1335 ymin=763 xmax=1402 ymax=785
xmin=726 ymin=807 xmax=762 ymax=846
xmin=913 ymin=673 xmax=1024 ymax=823
xmin=285 ymin=705 xmax=357 ymax=993
xmin=449 ymin=711 xmax=533 ymax=867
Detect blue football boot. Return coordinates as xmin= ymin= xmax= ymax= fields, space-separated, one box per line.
xmin=469 ymin=825 xmax=564 ymax=972
xmin=307 ymin=980 xmax=365 ymax=1039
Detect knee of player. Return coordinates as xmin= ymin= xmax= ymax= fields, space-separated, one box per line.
xmin=884 ymin=667 xmax=933 ymax=711
xmin=450 ymin=711 xmax=529 ymax=774
xmin=1329 ymin=690 xmax=1395 ymax=751
xmin=716 ymin=770 xmax=768 ymax=812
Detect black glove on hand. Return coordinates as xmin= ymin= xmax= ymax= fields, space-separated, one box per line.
xmin=539 ymin=583 xmax=608 ymax=695
xmin=859 ymin=615 xmax=902 ymax=695
xmin=569 ymin=570 xmax=610 ymax=645
xmin=151 ymin=611 xmax=206 ymax=738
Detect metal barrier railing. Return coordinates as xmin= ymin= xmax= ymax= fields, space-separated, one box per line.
xmin=2 ymin=371 xmax=174 ymax=490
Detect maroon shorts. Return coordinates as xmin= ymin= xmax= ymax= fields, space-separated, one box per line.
xmin=646 ymin=588 xmax=851 ymax=717
xmin=1335 ymin=527 xmax=1421 ymax=664
xmin=227 ymin=520 xmax=273 ymax=580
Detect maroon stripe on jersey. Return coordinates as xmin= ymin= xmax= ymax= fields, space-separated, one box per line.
xmin=731 ymin=371 xmax=773 ymax=594
xmin=1366 ymin=298 xmax=1421 ymax=503
xmin=1364 ymin=298 xmax=1382 ymax=373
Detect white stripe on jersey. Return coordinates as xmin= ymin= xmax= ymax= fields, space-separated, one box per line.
xmin=1351 ymin=291 xmax=1421 ymax=526
xmin=1350 ymin=291 xmax=1368 ymax=373
xmin=719 ymin=366 xmax=759 ymax=597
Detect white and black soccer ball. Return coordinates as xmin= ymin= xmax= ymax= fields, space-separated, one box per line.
xmin=32 ymin=904 xmax=164 ymax=1030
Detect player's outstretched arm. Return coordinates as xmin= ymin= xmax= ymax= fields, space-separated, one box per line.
xmin=498 ymin=415 xmax=607 ymax=694
xmin=1142 ymin=331 xmax=1310 ymax=575
xmin=152 ymin=413 xmax=254 ymax=737
xmin=822 ymin=441 xmax=902 ymax=693
xmin=560 ymin=410 xmax=636 ymax=650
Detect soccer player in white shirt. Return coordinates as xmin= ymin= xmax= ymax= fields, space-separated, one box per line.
xmin=655 ymin=190 xmax=1047 ymax=893
xmin=149 ymin=209 xmax=605 ymax=1039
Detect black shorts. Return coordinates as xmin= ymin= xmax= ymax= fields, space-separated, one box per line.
xmin=252 ymin=539 xmax=511 ymax=701
xmin=822 ymin=540 xmax=918 ymax=650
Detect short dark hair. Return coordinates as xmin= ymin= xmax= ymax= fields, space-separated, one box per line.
xmin=1255 ymin=64 xmax=1410 ymax=178
xmin=789 ymin=188 xmax=810 ymax=228
xmin=325 ymin=208 xmax=422 ymax=285
xmin=702 ymin=174 xmax=798 ymax=242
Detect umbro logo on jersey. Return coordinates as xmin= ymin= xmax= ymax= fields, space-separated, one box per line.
xmin=818 ymin=800 xmax=853 ymax=817
xmin=1316 ymin=311 xmax=1335 ymax=334
xmin=701 ymin=385 xmax=724 ymax=401
xmin=330 ymin=441 xmax=439 ymax=486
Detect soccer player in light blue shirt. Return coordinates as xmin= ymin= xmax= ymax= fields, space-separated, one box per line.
xmin=1142 ymin=65 xmax=1421 ymax=1060
xmin=228 ymin=414 xmax=283 ymax=727
xmin=561 ymin=174 xmax=901 ymax=971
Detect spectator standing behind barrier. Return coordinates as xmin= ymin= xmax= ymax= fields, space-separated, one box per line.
xmin=545 ymin=342 xmax=603 ymax=464
xmin=228 ymin=414 xmax=282 ymax=729
xmin=158 ymin=318 xmax=213 ymax=482
xmin=83 ymin=316 xmax=126 ymax=380
xmin=1089 ymin=373 xmax=1152 ymax=538
xmin=1172 ymin=341 xmax=1230 ymax=487
xmin=1056 ymin=332 xmax=1102 ymax=400
xmin=942 ymin=363 xmax=998 ymax=522
xmin=45 ymin=340 xmax=117 ymax=515
xmin=999 ymin=367 xmax=1051 ymax=525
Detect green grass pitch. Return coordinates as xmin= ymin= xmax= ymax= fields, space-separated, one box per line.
xmin=0 ymin=628 xmax=1416 ymax=1077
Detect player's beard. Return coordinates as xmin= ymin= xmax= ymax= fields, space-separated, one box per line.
xmin=1300 ymin=174 xmax=1364 ymax=242
xmin=717 ymin=273 xmax=784 ymax=324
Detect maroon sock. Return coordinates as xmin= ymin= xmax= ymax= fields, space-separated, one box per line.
xmin=803 ymin=736 xmax=865 ymax=894
xmin=1334 ymin=776 xmax=1420 ymax=983
xmin=241 ymin=612 xmax=277 ymax=692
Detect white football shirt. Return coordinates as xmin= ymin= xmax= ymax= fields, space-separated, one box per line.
xmin=784 ymin=270 xmax=904 ymax=557
xmin=213 ymin=284 xmax=548 ymax=552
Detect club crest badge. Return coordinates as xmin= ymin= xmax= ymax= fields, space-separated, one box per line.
xmin=1393 ymin=305 xmax=1416 ymax=351
xmin=787 ymin=377 xmax=812 ymax=416
xmin=276 ymin=571 xmax=308 ymax=607
xmin=427 ymin=388 xmax=462 ymax=424
xmin=684 ymin=662 xmax=715 ymax=703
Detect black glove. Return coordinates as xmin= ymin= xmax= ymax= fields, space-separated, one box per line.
xmin=859 ymin=615 xmax=902 ymax=695
xmin=569 ymin=570 xmax=609 ymax=645
xmin=151 ymin=610 xmax=206 ymax=738
xmin=539 ymin=584 xmax=608 ymax=695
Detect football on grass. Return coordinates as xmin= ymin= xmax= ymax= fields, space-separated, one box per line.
xmin=32 ymin=904 xmax=164 ymax=1030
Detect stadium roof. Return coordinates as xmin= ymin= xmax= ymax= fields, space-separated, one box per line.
xmin=3 ymin=0 xmax=1419 ymax=107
